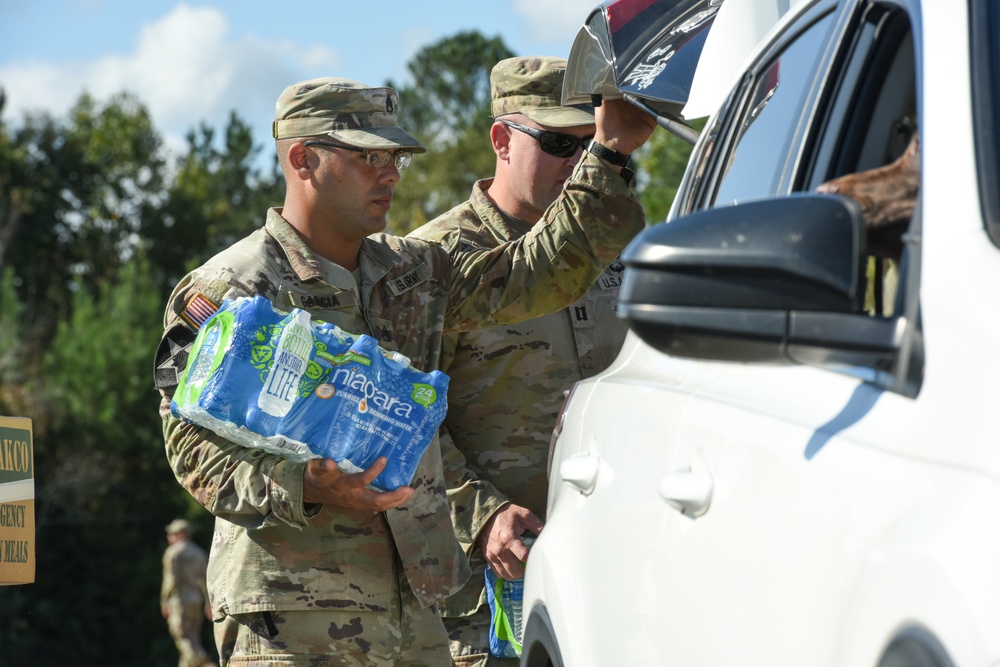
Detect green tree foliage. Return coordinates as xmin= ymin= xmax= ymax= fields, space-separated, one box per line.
xmin=0 ymin=94 xmax=31 ymax=275
xmin=2 ymin=93 xmax=165 ymax=341
xmin=387 ymin=31 xmax=515 ymax=234
xmin=0 ymin=267 xmax=29 ymax=417
xmin=142 ymin=113 xmax=285 ymax=292
xmin=0 ymin=254 xmax=198 ymax=666
xmin=0 ymin=93 xmax=226 ymax=666
xmin=634 ymin=117 xmax=706 ymax=224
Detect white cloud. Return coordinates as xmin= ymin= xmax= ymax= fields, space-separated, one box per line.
xmin=0 ymin=0 xmax=595 ymax=165
xmin=0 ymin=3 xmax=341 ymax=160
xmin=298 ymin=44 xmax=342 ymax=70
xmin=0 ymin=60 xmax=80 ymax=118
xmin=129 ymin=4 xmax=233 ymax=124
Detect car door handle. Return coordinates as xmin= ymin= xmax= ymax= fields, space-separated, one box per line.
xmin=559 ymin=452 xmax=600 ymax=495
xmin=658 ymin=469 xmax=713 ymax=517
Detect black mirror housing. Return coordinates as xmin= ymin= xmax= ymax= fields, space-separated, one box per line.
xmin=618 ymin=194 xmax=871 ymax=363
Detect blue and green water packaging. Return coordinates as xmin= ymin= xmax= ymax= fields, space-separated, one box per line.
xmin=171 ymin=295 xmax=449 ymax=491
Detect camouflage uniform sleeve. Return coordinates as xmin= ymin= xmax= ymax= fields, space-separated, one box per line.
xmin=438 ymin=427 xmax=510 ymax=553
xmin=445 ymin=152 xmax=645 ymax=331
xmin=161 ymin=548 xmax=174 ymax=605
xmin=158 ymin=273 xmax=315 ymax=531
xmin=198 ymin=553 xmax=209 ymax=605
xmin=436 ymin=332 xmax=511 ymax=554
xmin=160 ymin=413 xmax=314 ymax=530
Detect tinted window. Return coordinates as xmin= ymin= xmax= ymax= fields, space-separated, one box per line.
xmin=713 ymin=13 xmax=835 ymax=205
xmin=971 ymin=0 xmax=1000 ymax=246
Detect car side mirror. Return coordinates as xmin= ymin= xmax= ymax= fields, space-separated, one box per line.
xmin=618 ymin=194 xmax=875 ymax=363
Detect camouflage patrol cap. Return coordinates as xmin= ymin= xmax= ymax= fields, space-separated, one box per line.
xmin=490 ymin=56 xmax=594 ymax=128
xmin=272 ymin=77 xmax=426 ymax=153
xmin=165 ymin=519 xmax=192 ymax=535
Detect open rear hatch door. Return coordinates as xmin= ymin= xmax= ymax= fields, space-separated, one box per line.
xmin=564 ymin=0 xmax=800 ymax=140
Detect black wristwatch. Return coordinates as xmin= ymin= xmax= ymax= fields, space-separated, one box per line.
xmin=587 ymin=140 xmax=635 ymax=185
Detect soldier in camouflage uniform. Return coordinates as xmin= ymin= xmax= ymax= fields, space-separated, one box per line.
xmin=153 ymin=76 xmax=653 ymax=666
xmin=161 ymin=519 xmax=215 ymax=667
xmin=408 ymin=57 xmax=635 ymax=666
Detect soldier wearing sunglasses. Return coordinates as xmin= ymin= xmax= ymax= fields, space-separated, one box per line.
xmin=409 ymin=56 xmax=644 ymax=667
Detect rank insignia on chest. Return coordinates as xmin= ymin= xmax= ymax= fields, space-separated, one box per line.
xmin=569 ymin=298 xmax=600 ymax=330
xmin=370 ymin=317 xmax=398 ymax=350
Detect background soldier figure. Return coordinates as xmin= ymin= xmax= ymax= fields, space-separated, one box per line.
xmin=161 ymin=519 xmax=214 ymax=667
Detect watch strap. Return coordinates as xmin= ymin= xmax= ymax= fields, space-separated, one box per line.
xmin=587 ymin=140 xmax=636 ymax=184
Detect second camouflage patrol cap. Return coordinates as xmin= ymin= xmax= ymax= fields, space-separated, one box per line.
xmin=272 ymin=77 xmax=426 ymax=153
xmin=165 ymin=519 xmax=192 ymax=534
xmin=490 ymin=56 xmax=594 ymax=128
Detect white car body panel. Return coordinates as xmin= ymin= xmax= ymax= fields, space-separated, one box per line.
xmin=684 ymin=0 xmax=805 ymax=118
xmin=524 ymin=0 xmax=1000 ymax=664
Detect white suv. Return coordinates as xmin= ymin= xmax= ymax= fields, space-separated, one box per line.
xmin=522 ymin=0 xmax=1000 ymax=666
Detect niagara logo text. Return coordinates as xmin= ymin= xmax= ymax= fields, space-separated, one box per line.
xmin=330 ymin=368 xmax=416 ymax=418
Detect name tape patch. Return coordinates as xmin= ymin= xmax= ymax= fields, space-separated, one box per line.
xmin=386 ymin=265 xmax=431 ymax=296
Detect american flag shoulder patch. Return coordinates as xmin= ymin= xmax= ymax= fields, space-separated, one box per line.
xmin=179 ymin=293 xmax=219 ymax=330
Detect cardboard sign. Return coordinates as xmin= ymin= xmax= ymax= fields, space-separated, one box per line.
xmin=0 ymin=416 xmax=34 ymax=585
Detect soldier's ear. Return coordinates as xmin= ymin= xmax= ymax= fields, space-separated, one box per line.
xmin=288 ymin=142 xmax=313 ymax=176
xmin=491 ymin=121 xmax=511 ymax=161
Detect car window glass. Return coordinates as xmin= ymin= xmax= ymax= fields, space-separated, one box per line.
xmin=972 ymin=0 xmax=1000 ymax=246
xmin=713 ymin=13 xmax=835 ymax=206
xmin=807 ymin=6 xmax=916 ymax=318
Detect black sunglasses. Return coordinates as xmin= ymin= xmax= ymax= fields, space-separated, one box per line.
xmin=499 ymin=120 xmax=594 ymax=158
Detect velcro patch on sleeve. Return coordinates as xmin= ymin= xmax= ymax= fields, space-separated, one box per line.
xmin=179 ymin=292 xmax=219 ymax=330
xmin=154 ymin=324 xmax=197 ymax=391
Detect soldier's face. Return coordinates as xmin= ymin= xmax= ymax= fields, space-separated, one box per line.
xmin=313 ymin=145 xmax=402 ymax=240
xmin=506 ymin=120 xmax=595 ymax=220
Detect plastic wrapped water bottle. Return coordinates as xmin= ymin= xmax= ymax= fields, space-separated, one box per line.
xmin=485 ymin=536 xmax=535 ymax=658
xmin=502 ymin=576 xmax=525 ymax=645
xmin=171 ymin=296 xmax=451 ymax=491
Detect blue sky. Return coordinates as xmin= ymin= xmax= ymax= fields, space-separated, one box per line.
xmin=0 ymin=0 xmax=598 ymax=161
